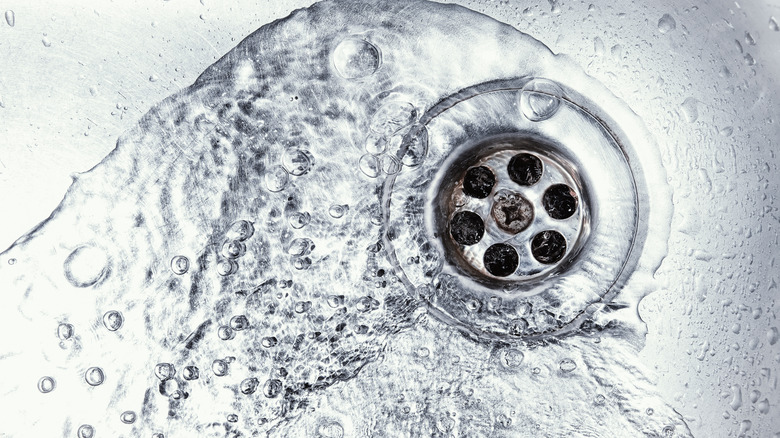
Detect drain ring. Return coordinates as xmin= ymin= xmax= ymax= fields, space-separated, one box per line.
xmin=383 ymin=76 xmax=654 ymax=340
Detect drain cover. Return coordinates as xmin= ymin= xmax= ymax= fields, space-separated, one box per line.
xmin=385 ymin=78 xmax=641 ymax=340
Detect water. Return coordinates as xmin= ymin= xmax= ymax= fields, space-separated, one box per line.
xmin=0 ymin=0 xmax=778 ymax=437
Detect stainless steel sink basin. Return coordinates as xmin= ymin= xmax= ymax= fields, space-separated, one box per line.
xmin=1 ymin=1 xmax=778 ymax=437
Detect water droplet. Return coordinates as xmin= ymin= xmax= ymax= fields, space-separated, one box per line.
xmin=771 ymin=17 xmax=779 ymax=31
xmin=658 ymin=13 xmax=676 ymax=33
xmin=240 ymin=377 xmax=259 ymax=395
xmin=84 ymin=367 xmax=105 ymax=386
xmin=149 ymin=74 xmax=158 ymax=82
xmin=646 ymin=408 xmax=654 ymax=416
xmin=42 ymin=36 xmax=51 ymax=47
xmin=317 ymin=420 xmax=345 ymax=438
xmin=282 ymin=148 xmax=313 ymax=176
xmin=519 ymin=79 xmax=563 ymax=122
xmin=286 ymin=212 xmax=310 ymax=231
xmin=102 ymin=310 xmax=124 ymax=331
xmin=261 ymin=336 xmax=278 ymax=348
xmin=594 ymin=394 xmax=606 ymax=405
xmin=286 ymin=237 xmax=314 ymax=256
xmin=227 ymin=413 xmax=238 ymax=423
xmin=152 ymin=434 xmax=164 ymax=438
xmin=332 ymin=37 xmax=381 ymax=79
xmin=221 ymin=239 xmax=245 ymax=259
xmin=154 ymin=363 xmax=175 ymax=381
xmin=294 ymin=301 xmax=312 ymax=313
xmin=401 ymin=126 xmax=428 ymax=167
xmin=359 ymin=154 xmax=381 ymax=178
xmin=381 ymin=155 xmax=401 ymax=174
xmin=531 ymin=367 xmax=541 ymax=375
xmin=57 ymin=323 xmax=74 ymax=340
xmin=745 ymin=31 xmax=756 ymax=45
xmin=328 ymin=204 xmax=348 ymax=218
xmin=37 ymin=376 xmax=56 ymax=393
xmin=170 ymin=255 xmax=189 ymax=275
xmin=216 ymin=259 xmax=238 ymax=276
xmin=264 ymin=165 xmax=290 ymax=192
xmin=182 ymin=365 xmax=199 ymax=380
xmin=7 ymin=258 xmax=16 ymax=265
xmin=120 ymin=410 xmax=137 ymax=424
xmin=217 ymin=325 xmax=235 ymax=340
xmin=64 ymin=245 xmax=109 ymax=288
xmin=294 ymin=257 xmax=312 ymax=270
xmin=212 ymin=359 xmax=228 ymax=376
xmin=4 ymin=10 xmax=14 ymax=27
xmin=508 ymin=318 xmax=529 ymax=336
xmin=229 ymin=315 xmax=249 ymax=331
xmin=758 ymin=398 xmax=770 ymax=414
xmin=680 ymin=97 xmax=699 ymax=123
xmin=767 ymin=327 xmax=778 ymax=345
xmin=370 ymin=101 xmax=417 ymax=137
xmin=77 ymin=424 xmax=95 ymax=438
xmin=226 ymin=220 xmax=254 ymax=241
xmin=263 ymin=378 xmax=282 ymax=398
xmin=559 ymin=358 xmax=577 ymax=373
xmin=327 ymin=295 xmax=345 ymax=308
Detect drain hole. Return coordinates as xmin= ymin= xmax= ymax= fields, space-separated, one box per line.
xmin=531 ymin=230 xmax=567 ymax=264
xmin=507 ymin=153 xmax=543 ymax=186
xmin=543 ymin=184 xmax=578 ymax=220
xmin=491 ymin=191 xmax=533 ymax=234
xmin=462 ymin=166 xmax=496 ymax=199
xmin=484 ymin=243 xmax=519 ymax=277
xmin=449 ymin=211 xmax=485 ymax=246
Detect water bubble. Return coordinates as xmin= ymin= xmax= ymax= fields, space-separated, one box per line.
xmin=294 ymin=257 xmax=312 ymax=270
xmin=226 ymin=220 xmax=254 ymax=241
xmin=229 ymin=315 xmax=249 ymax=331
xmin=102 ymin=310 xmax=124 ymax=331
xmin=261 ymin=336 xmax=278 ymax=348
xmin=216 ymin=259 xmax=238 ymax=276
xmin=221 ymin=239 xmax=245 ymax=259
xmin=328 ymin=204 xmax=348 ymax=218
xmin=381 ymin=155 xmax=401 ymax=174
xmin=154 ymin=363 xmax=175 ymax=381
xmin=182 ymin=365 xmax=199 ymax=380
xmin=332 ymin=37 xmax=381 ymax=79
xmin=519 ymin=79 xmax=563 ymax=122
xmin=4 ymin=10 xmax=14 ymax=27
xmin=7 ymin=258 xmax=16 ymax=265
xmin=120 ymin=410 xmax=137 ymax=424
xmin=508 ymin=318 xmax=529 ymax=336
xmin=594 ymin=394 xmax=606 ymax=405
xmin=500 ymin=348 xmax=525 ymax=368
xmin=152 ymin=433 xmax=164 ymax=438
xmin=359 ymin=154 xmax=381 ymax=178
xmin=264 ymin=165 xmax=290 ymax=192
xmin=401 ymin=126 xmax=428 ymax=167
xmin=657 ymin=13 xmax=676 ymax=33
xmin=370 ymin=101 xmax=417 ymax=137
xmin=227 ymin=413 xmax=238 ymax=423
xmin=294 ymin=301 xmax=312 ymax=313
xmin=327 ymin=295 xmax=345 ymax=308
xmin=282 ymin=148 xmax=313 ymax=176
xmin=559 ymin=358 xmax=577 ymax=373
xmin=365 ymin=133 xmax=387 ymax=155
xmin=64 ymin=245 xmax=109 ymax=288
xmin=240 ymin=377 xmax=259 ymax=395
xmin=287 ymin=237 xmax=314 ymax=256
xmin=680 ymin=97 xmax=699 ymax=123
xmin=317 ymin=420 xmax=345 ymax=438
xmin=170 ymin=255 xmax=189 ymax=275
xmin=84 ymin=367 xmax=105 ymax=386
xmin=77 ymin=424 xmax=94 ymax=438
xmin=263 ymin=378 xmax=283 ymax=398
xmin=57 ymin=323 xmax=74 ymax=340
xmin=37 ymin=376 xmax=56 ymax=393
xmin=217 ymin=325 xmax=235 ymax=340
xmin=288 ymin=211 xmax=311 ymax=229
xmin=212 ymin=359 xmax=229 ymax=376
xmin=646 ymin=408 xmax=654 ymax=416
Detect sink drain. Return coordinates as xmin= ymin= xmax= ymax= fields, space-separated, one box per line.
xmin=384 ymin=77 xmax=643 ymax=340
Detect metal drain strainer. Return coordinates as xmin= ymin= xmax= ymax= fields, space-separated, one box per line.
xmin=384 ymin=78 xmax=640 ymax=340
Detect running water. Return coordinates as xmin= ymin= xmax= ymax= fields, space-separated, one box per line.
xmin=0 ymin=1 xmax=688 ymax=436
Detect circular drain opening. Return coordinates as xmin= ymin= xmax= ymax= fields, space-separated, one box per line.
xmin=437 ymin=135 xmax=589 ymax=283
xmin=385 ymin=76 xmax=643 ymax=340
